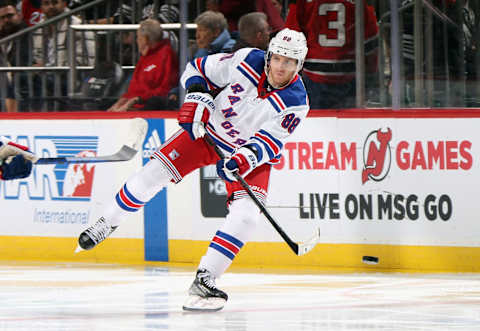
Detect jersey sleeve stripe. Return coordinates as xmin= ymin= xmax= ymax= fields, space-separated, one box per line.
xmin=258 ymin=129 xmax=283 ymax=150
xmin=252 ymin=136 xmax=275 ymax=160
xmin=255 ymin=131 xmax=282 ymax=156
xmin=237 ymin=65 xmax=259 ymax=87
xmin=240 ymin=61 xmax=261 ymax=81
xmin=194 ymin=57 xmax=219 ymax=90
xmin=271 ymin=93 xmax=287 ymax=110
xmin=267 ymin=96 xmax=282 ymax=113
xmin=185 ymin=76 xmax=208 ymax=90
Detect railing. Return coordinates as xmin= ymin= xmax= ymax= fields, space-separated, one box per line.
xmin=68 ymin=22 xmax=197 ymax=100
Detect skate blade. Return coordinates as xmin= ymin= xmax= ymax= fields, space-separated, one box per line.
xmin=182 ymin=295 xmax=226 ymax=312
xmin=74 ymin=245 xmax=83 ymax=253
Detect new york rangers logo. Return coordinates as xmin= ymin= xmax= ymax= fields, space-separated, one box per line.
xmin=362 ymin=128 xmax=392 ymax=184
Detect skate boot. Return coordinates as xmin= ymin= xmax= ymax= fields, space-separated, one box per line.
xmin=182 ymin=269 xmax=228 ymax=312
xmin=78 ymin=217 xmax=117 ymax=250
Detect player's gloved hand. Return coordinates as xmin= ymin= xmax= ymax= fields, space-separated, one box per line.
xmin=0 ymin=154 xmax=32 ymax=180
xmin=177 ymin=92 xmax=215 ymax=141
xmin=0 ymin=137 xmax=35 ymax=162
xmin=0 ymin=137 xmax=36 ymax=180
xmin=216 ymin=147 xmax=258 ymax=182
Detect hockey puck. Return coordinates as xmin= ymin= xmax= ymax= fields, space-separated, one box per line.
xmin=362 ymin=256 xmax=379 ymax=265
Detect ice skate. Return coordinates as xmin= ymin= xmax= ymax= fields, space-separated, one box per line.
xmin=182 ymin=269 xmax=228 ymax=312
xmin=78 ymin=217 xmax=117 ymax=250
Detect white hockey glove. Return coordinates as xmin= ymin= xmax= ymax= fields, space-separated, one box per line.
xmin=177 ymin=92 xmax=215 ymax=141
xmin=216 ymin=146 xmax=258 ymax=182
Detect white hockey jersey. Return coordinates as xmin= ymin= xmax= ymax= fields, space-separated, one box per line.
xmin=181 ymin=48 xmax=310 ymax=167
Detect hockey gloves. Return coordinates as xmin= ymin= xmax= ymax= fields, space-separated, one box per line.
xmin=178 ymin=92 xmax=215 ymax=141
xmin=0 ymin=137 xmax=34 ymax=180
xmin=216 ymin=147 xmax=258 ymax=182
xmin=0 ymin=155 xmax=32 ymax=180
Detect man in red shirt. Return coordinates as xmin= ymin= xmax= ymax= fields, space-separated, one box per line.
xmin=286 ymin=0 xmax=379 ymax=109
xmin=108 ymin=19 xmax=179 ymax=111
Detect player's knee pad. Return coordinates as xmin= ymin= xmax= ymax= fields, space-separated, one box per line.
xmin=125 ymin=159 xmax=172 ymax=202
xmin=227 ymin=198 xmax=261 ymax=227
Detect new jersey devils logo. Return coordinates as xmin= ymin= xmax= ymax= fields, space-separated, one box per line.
xmin=362 ymin=128 xmax=392 ymax=184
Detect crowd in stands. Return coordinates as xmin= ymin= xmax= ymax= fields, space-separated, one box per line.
xmin=0 ymin=0 xmax=477 ymax=112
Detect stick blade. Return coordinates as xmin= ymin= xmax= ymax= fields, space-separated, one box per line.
xmin=104 ymin=145 xmax=138 ymax=161
xmin=296 ymin=228 xmax=321 ymax=256
xmin=35 ymin=145 xmax=138 ymax=164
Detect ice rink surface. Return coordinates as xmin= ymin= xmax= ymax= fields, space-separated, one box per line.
xmin=0 ymin=262 xmax=479 ymax=331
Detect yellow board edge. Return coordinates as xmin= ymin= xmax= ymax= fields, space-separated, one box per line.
xmin=0 ymin=236 xmax=479 ymax=273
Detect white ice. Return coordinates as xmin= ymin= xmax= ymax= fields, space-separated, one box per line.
xmin=0 ymin=262 xmax=479 ymax=330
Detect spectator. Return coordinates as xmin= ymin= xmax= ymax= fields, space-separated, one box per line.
xmin=86 ymin=2 xmax=180 ymax=63
xmin=256 ymin=0 xmax=284 ymax=33
xmin=107 ymin=19 xmax=178 ymax=112
xmin=169 ymin=10 xmax=235 ymax=105
xmin=68 ymin=0 xmax=118 ymax=22
xmin=0 ymin=0 xmax=31 ymax=112
xmin=286 ymin=0 xmax=379 ymax=109
xmin=88 ymin=1 xmax=179 ymax=26
xmin=31 ymin=0 xmax=96 ymax=110
xmin=232 ymin=12 xmax=270 ymax=52
xmin=33 ymin=0 xmax=95 ymax=67
xmin=193 ymin=10 xmax=235 ymax=59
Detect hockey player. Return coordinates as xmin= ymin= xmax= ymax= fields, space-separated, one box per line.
xmin=0 ymin=137 xmax=33 ymax=180
xmin=77 ymin=28 xmax=309 ymax=311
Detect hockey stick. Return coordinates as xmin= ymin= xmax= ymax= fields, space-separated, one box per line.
xmin=33 ymin=145 xmax=138 ymax=165
xmin=204 ymin=134 xmax=320 ymax=256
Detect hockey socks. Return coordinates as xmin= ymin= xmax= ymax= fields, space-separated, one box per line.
xmin=78 ymin=159 xmax=173 ymax=250
xmin=184 ymin=198 xmax=261 ymax=311
xmin=105 ymin=159 xmax=172 ymax=227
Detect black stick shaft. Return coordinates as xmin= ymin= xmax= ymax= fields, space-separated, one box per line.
xmin=204 ymin=134 xmax=299 ymax=255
